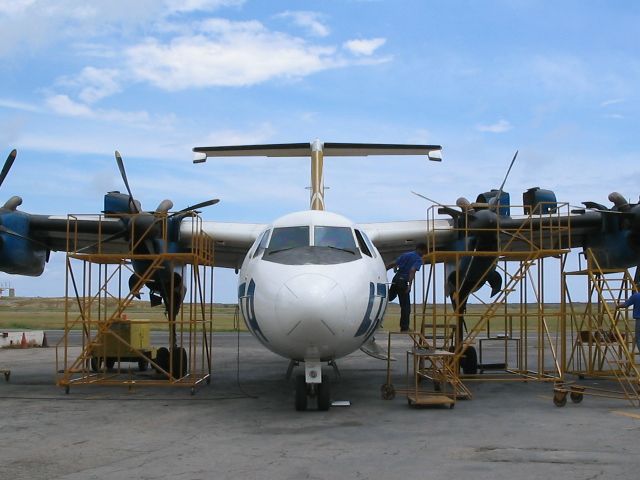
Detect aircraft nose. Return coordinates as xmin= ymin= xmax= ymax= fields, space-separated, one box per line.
xmin=276 ymin=273 xmax=347 ymax=338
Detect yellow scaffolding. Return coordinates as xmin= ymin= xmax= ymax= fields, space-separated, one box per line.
xmin=56 ymin=212 xmax=215 ymax=394
xmin=559 ymin=249 xmax=640 ymax=406
xmin=382 ymin=202 xmax=571 ymax=404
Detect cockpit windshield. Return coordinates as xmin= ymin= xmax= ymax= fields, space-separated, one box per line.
xmin=314 ymin=226 xmax=356 ymax=253
xmin=267 ymin=226 xmax=310 ymax=253
xmin=262 ymin=225 xmax=361 ymax=265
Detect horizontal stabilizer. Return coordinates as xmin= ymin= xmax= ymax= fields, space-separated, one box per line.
xmin=193 ymin=142 xmax=442 ymax=162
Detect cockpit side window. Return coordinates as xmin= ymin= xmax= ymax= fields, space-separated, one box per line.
xmin=314 ymin=226 xmax=357 ymax=252
xmin=252 ymin=229 xmax=270 ymax=258
xmin=354 ymin=229 xmax=372 ymax=257
xmin=268 ymin=226 xmax=309 ymax=252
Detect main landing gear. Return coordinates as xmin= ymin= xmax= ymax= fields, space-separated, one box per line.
xmin=293 ymin=361 xmax=332 ymax=411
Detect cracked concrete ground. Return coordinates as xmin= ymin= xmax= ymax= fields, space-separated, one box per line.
xmin=1 ymin=332 xmax=639 ymax=480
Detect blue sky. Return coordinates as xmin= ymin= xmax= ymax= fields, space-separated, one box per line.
xmin=0 ymin=0 xmax=639 ymax=301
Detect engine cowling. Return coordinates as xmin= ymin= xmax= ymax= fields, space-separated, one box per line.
xmin=0 ymin=210 xmax=47 ymax=276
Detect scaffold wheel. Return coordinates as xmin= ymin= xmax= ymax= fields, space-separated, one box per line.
xmin=380 ymin=383 xmax=396 ymax=400
xmin=553 ymin=390 xmax=567 ymax=407
xmin=570 ymin=391 xmax=583 ymax=403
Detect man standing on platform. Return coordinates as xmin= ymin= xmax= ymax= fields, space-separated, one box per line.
xmin=616 ymin=291 xmax=640 ymax=353
xmin=386 ymin=243 xmax=427 ymax=332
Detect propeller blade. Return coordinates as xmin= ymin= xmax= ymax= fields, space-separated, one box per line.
xmin=0 ymin=149 xmax=17 ymax=189
xmin=115 ymin=150 xmax=138 ymax=214
xmin=489 ymin=150 xmax=519 ymax=211
xmin=411 ymin=191 xmax=441 ymax=205
xmin=583 ymin=201 xmax=610 ymax=211
xmin=170 ymin=198 xmax=220 ymax=217
xmin=75 ymin=229 xmax=128 ymax=253
xmin=497 ymin=150 xmax=518 ymax=194
xmin=0 ymin=225 xmax=49 ymax=249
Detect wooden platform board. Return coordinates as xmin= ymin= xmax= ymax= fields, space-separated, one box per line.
xmin=407 ymin=394 xmax=455 ymax=408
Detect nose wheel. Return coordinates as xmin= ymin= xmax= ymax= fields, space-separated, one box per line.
xmin=294 ymin=374 xmax=331 ymax=411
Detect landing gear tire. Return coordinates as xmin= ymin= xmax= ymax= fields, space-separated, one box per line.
xmin=317 ymin=379 xmax=331 ymax=411
xmin=105 ymin=357 xmax=115 ymax=370
xmin=155 ymin=347 xmax=170 ymax=374
xmin=461 ymin=346 xmax=478 ymax=375
xmin=4 ymin=371 xmax=10 ymax=382
xmin=138 ymin=359 xmax=149 ymax=372
xmin=171 ymin=347 xmax=188 ymax=379
xmin=90 ymin=357 xmax=101 ymax=372
xmin=295 ymin=374 xmax=308 ymax=411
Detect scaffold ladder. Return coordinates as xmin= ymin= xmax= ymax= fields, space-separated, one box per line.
xmin=563 ymin=249 xmax=640 ymax=406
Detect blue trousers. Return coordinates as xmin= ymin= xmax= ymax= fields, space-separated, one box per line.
xmin=399 ymin=289 xmax=411 ymax=331
xmin=635 ymin=318 xmax=640 ymax=352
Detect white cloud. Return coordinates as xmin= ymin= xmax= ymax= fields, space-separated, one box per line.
xmin=44 ymin=94 xmax=173 ymax=129
xmin=276 ymin=11 xmax=330 ymax=37
xmin=475 ymin=119 xmax=513 ymax=133
xmin=58 ymin=66 xmax=122 ymax=104
xmin=164 ymin=0 xmax=245 ymax=14
xmin=600 ymin=98 xmax=624 ymax=107
xmin=0 ymin=0 xmax=36 ymax=15
xmin=0 ymin=1 xmax=162 ymax=57
xmin=46 ymin=94 xmax=94 ymax=117
xmin=0 ymin=98 xmax=42 ymax=112
xmin=201 ymin=122 xmax=276 ymax=146
xmin=125 ymin=19 xmax=343 ymax=90
xmin=343 ymin=38 xmax=386 ymax=56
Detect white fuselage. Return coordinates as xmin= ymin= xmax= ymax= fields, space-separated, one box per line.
xmin=237 ymin=210 xmax=388 ymax=362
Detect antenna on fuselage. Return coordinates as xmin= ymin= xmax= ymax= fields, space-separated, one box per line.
xmin=192 ymin=141 xmax=443 ymax=211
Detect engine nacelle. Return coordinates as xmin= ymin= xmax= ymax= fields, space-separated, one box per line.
xmin=0 ymin=210 xmax=47 ymax=276
xmin=104 ymin=191 xmax=132 ymax=214
xmin=476 ymin=189 xmax=510 ymax=217
xmin=523 ymin=187 xmax=557 ymax=215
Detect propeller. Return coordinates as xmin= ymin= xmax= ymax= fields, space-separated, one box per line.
xmin=169 ymin=198 xmax=220 ymax=217
xmin=0 ymin=225 xmax=50 ymax=249
xmin=411 ymin=191 xmax=465 ymax=219
xmin=0 ymin=149 xmax=17 ymax=189
xmin=488 ymin=150 xmax=518 ymax=211
xmin=115 ymin=150 xmax=139 ymax=214
xmin=0 ymin=150 xmax=24 ymax=211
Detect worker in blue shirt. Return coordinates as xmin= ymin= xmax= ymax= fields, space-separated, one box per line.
xmin=386 ymin=243 xmax=427 ymax=332
xmin=616 ymin=291 xmax=640 ymax=353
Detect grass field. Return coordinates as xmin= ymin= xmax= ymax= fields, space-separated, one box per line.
xmin=0 ymin=297 xmax=570 ymax=333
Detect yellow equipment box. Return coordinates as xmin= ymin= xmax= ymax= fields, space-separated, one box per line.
xmin=90 ymin=319 xmax=154 ymax=372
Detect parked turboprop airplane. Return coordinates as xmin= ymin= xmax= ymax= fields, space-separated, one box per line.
xmin=1 ymin=142 xmax=639 ymax=410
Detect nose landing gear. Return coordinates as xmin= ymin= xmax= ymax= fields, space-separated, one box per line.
xmin=295 ymin=374 xmax=331 ymax=411
xmin=293 ymin=360 xmax=332 ymax=411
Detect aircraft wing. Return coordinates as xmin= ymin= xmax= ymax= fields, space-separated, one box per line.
xmin=359 ymin=210 xmax=605 ymax=265
xmin=29 ymin=214 xmax=129 ymax=253
xmin=180 ymin=220 xmax=267 ymax=269
xmin=358 ymin=219 xmax=455 ymax=264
